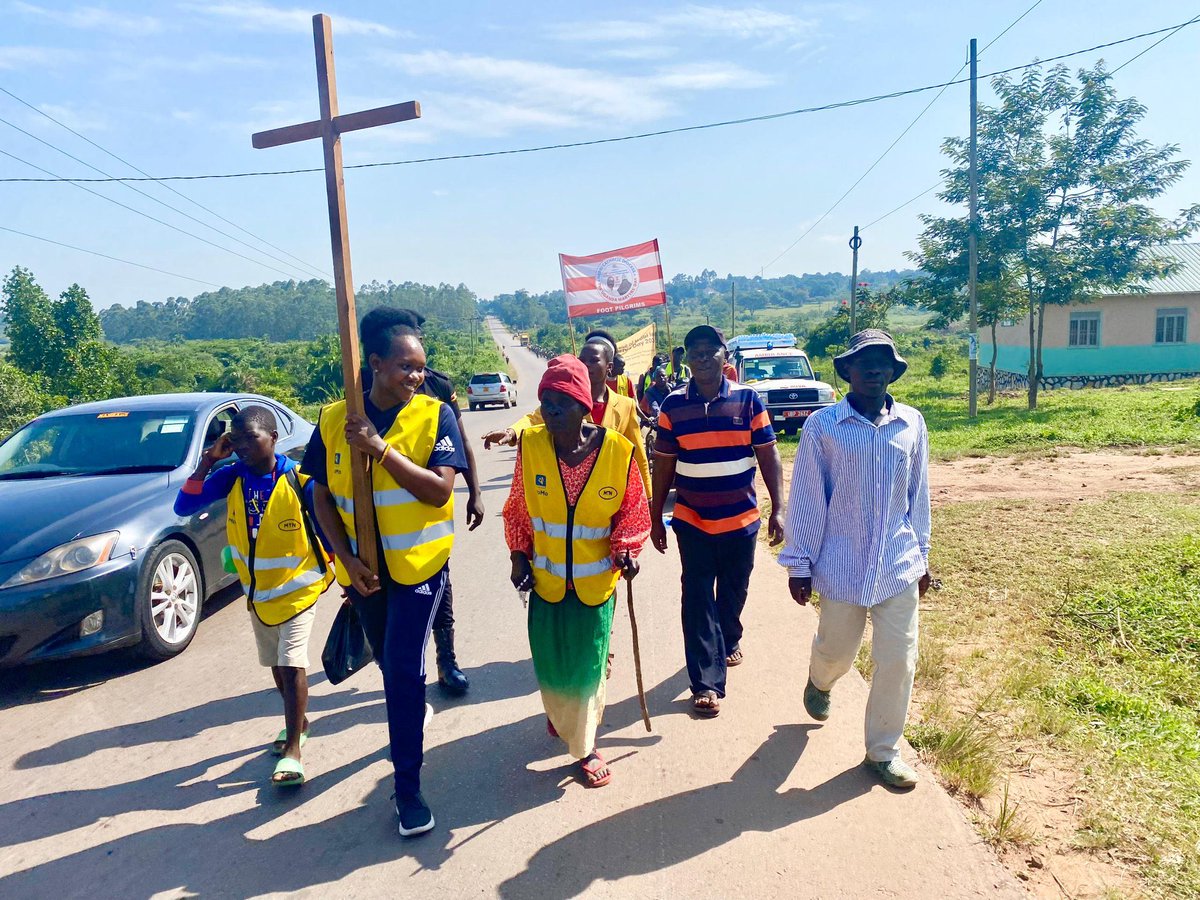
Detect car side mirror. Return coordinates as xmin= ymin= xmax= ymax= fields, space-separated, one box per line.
xmin=813 ymin=371 xmax=822 ymax=381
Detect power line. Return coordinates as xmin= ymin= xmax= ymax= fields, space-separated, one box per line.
xmin=1111 ymin=12 xmax=1200 ymax=74
xmin=861 ymin=182 xmax=942 ymax=231
xmin=0 ymin=224 xmax=222 ymax=287
xmin=761 ymin=0 xmax=1048 ymax=273
xmin=0 ymin=84 xmax=331 ymax=279
xmin=859 ymin=8 xmax=1196 ymax=235
xmin=0 ymin=17 xmax=1194 ymax=186
xmin=0 ymin=147 xmax=304 ymax=281
xmin=0 ymin=113 xmax=327 ymax=282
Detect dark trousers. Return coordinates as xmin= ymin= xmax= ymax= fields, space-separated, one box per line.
xmin=431 ymin=577 xmax=454 ymax=630
xmin=676 ymin=526 xmax=757 ymax=698
xmin=348 ymin=565 xmax=446 ymax=799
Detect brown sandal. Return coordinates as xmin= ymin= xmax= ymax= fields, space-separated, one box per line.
xmin=691 ymin=690 xmax=721 ymax=718
xmin=726 ymin=647 xmax=744 ymax=667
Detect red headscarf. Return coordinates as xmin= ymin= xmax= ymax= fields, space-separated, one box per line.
xmin=538 ymin=355 xmax=593 ymax=411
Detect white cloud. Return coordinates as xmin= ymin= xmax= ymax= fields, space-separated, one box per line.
xmin=35 ymin=103 xmax=108 ymax=132
xmin=13 ymin=2 xmax=163 ymax=35
xmin=547 ymin=4 xmax=818 ymax=45
xmin=600 ymin=45 xmax=677 ymax=61
xmin=0 ymin=45 xmax=64 ymax=69
xmin=187 ymin=2 xmax=408 ymax=38
xmin=374 ymin=50 xmax=771 ymax=138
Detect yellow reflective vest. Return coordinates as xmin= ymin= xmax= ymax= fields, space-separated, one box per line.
xmin=319 ymin=395 xmax=455 ymax=587
xmin=227 ymin=467 xmax=333 ymax=626
xmin=520 ymin=425 xmax=634 ymax=606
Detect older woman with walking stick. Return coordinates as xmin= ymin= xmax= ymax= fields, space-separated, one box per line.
xmin=502 ymin=355 xmax=650 ymax=788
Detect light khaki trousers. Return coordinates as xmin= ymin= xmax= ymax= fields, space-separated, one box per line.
xmin=809 ymin=580 xmax=919 ymax=762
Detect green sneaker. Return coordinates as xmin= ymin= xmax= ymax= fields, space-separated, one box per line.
xmin=865 ymin=756 xmax=919 ymax=789
xmin=803 ymin=678 xmax=831 ymax=721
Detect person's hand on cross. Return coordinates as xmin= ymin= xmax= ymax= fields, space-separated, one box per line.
xmin=344 ymin=413 xmax=386 ymax=459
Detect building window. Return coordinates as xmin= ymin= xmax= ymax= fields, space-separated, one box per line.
xmin=1155 ymin=308 xmax=1187 ymax=344
xmin=1069 ymin=312 xmax=1100 ymax=347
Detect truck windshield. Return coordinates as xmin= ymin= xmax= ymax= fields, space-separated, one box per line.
xmin=740 ymin=356 xmax=814 ymax=383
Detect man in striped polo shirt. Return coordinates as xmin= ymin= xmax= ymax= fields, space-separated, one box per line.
xmin=650 ymin=325 xmax=785 ymax=718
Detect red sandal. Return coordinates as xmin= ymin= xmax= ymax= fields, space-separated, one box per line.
xmin=579 ymin=753 xmax=612 ymax=788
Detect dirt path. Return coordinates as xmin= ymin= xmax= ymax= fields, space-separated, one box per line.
xmin=931 ymin=449 xmax=1200 ymax=505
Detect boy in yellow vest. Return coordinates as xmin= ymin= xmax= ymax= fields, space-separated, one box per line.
xmin=303 ymin=320 xmax=466 ymax=838
xmin=174 ymin=405 xmax=332 ymax=786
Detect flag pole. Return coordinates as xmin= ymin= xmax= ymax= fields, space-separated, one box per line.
xmin=569 ymin=317 xmax=577 ymax=355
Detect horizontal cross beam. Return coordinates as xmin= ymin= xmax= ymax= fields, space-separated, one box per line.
xmin=251 ymin=100 xmax=421 ymax=149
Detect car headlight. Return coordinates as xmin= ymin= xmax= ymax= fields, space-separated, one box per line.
xmin=817 ymin=387 xmax=835 ymax=402
xmin=1 ymin=532 xmax=120 ymax=589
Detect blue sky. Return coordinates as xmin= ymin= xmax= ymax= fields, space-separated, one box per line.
xmin=2 ymin=1 xmax=1198 ymax=310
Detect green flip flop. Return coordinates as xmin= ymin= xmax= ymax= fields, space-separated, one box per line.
xmin=271 ymin=729 xmax=308 ymax=756
xmin=272 ymin=756 xmax=305 ymax=786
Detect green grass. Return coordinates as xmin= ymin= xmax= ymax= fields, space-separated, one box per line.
xmin=780 ymin=349 xmax=1200 ymax=459
xmin=920 ymin=493 xmax=1200 ymax=897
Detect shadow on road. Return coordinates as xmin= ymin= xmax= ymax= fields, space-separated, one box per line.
xmin=499 ymin=724 xmax=877 ymax=899
xmin=0 ymin=582 xmax=246 ymax=712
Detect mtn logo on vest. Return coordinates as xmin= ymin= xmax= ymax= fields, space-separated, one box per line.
xmin=414 ymin=582 xmax=433 ymax=596
xmin=433 ymin=436 xmax=455 ymax=454
xmin=278 ymin=519 xmax=301 ymax=532
xmin=598 ymin=486 xmax=618 ymax=501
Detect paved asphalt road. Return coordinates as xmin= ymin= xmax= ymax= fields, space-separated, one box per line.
xmin=0 ymin=318 xmax=1022 ymax=899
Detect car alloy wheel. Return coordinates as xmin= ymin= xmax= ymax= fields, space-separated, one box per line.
xmin=151 ymin=552 xmax=199 ymax=644
xmin=136 ymin=539 xmax=204 ymax=661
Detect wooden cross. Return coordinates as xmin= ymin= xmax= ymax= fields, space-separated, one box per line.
xmin=252 ymin=13 xmax=421 ymax=576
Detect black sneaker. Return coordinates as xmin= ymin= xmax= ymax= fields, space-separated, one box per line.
xmin=394 ymin=792 xmax=435 ymax=837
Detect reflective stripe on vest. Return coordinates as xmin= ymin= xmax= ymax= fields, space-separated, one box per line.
xmin=520 ymin=425 xmax=634 ymax=606
xmin=530 ymin=517 xmax=612 ymax=541
xmin=319 ymin=395 xmax=455 ymax=587
xmin=227 ymin=469 xmax=333 ymax=626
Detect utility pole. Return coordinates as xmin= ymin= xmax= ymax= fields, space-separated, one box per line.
xmin=848 ymin=225 xmax=861 ymax=334
xmin=968 ymin=37 xmax=979 ymax=418
xmin=731 ymin=278 xmax=736 ymax=336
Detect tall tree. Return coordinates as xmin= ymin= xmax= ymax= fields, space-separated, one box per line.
xmin=905 ymin=220 xmax=1025 ymax=403
xmin=917 ymin=64 xmax=1198 ymax=409
xmin=2 ymin=267 xmax=57 ymax=377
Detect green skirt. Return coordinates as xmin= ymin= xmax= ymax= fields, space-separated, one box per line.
xmin=527 ymin=589 xmax=615 ymax=759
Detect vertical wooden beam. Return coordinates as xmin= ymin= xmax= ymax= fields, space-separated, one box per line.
xmin=313 ymin=13 xmax=378 ymax=574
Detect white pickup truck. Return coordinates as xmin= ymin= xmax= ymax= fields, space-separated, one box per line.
xmin=727 ymin=333 xmax=837 ymax=434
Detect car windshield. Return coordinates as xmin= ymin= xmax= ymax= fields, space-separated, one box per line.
xmin=471 ymin=374 xmax=501 ymax=384
xmin=0 ymin=410 xmax=196 ymax=479
xmin=740 ymin=356 xmax=814 ymax=383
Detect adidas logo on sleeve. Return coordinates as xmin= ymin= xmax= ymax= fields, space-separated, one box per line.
xmin=433 ymin=436 xmax=455 ymax=454
xmin=414 ymin=582 xmax=433 ymax=596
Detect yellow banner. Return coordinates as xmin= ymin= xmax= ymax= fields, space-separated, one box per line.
xmin=617 ymin=323 xmax=657 ymax=377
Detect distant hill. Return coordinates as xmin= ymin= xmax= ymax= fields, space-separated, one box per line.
xmin=98 ymin=279 xmax=480 ymax=343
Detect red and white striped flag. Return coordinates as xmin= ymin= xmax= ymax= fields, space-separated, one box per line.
xmin=558 ymin=239 xmax=667 ymax=319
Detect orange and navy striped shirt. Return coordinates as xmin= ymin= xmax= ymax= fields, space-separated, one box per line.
xmin=654 ymin=378 xmax=776 ymax=537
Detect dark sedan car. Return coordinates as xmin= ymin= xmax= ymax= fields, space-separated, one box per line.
xmin=0 ymin=393 xmax=314 ymax=667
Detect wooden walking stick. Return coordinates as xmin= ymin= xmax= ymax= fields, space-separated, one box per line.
xmin=623 ymin=553 xmax=652 ymax=732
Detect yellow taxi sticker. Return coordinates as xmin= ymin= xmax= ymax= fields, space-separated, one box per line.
xmin=97 ymin=411 xmax=130 ymax=418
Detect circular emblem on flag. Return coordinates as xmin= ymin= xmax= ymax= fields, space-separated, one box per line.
xmin=595 ymin=257 xmax=640 ymax=304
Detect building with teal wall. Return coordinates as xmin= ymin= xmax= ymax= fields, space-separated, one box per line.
xmin=979 ymin=244 xmax=1200 ymax=389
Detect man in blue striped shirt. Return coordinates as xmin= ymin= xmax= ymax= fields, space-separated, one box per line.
xmin=779 ymin=329 xmax=930 ymax=789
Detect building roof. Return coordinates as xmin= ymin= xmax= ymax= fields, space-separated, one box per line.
xmin=1121 ymin=243 xmax=1200 ymax=295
